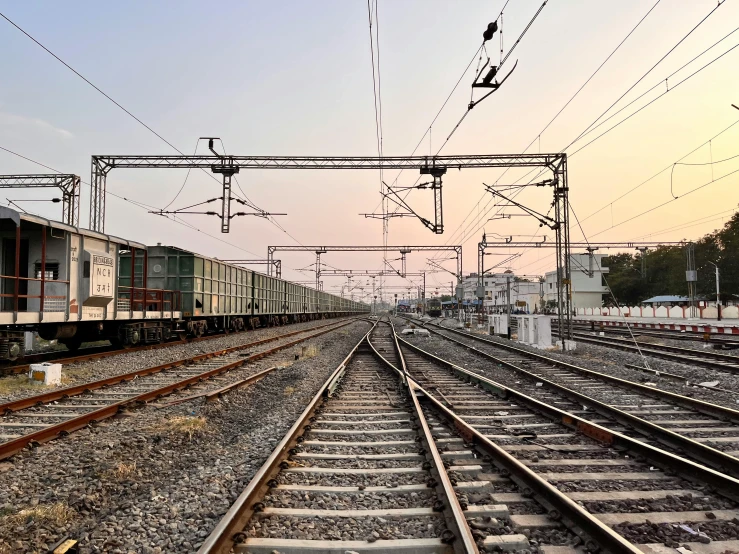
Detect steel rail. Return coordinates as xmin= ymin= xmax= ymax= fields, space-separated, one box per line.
xmin=196 ymin=320 xmax=378 ymax=554
xmin=418 ymin=323 xmax=739 ymax=479
xmin=432 ymin=322 xmax=739 ymax=424
xmin=154 ymin=366 xmax=280 ymax=408
xmin=0 ymin=320 xmax=355 ymax=461
xmin=567 ymin=331 xmax=739 ymax=372
xmin=367 ymin=323 xmax=478 ymax=553
xmin=387 ymin=340 xmax=646 ymax=553
xmin=395 ymin=334 xmax=739 ymax=502
xmin=0 ymin=319 xmax=348 ymax=414
xmin=2 ymin=316 xmax=356 ymax=376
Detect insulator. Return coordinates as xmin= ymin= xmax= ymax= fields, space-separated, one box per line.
xmin=482 ymin=21 xmax=498 ymax=42
xmin=482 ymin=65 xmax=498 ymax=85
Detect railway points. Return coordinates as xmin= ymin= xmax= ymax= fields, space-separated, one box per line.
xmin=2 ymin=3 xmax=738 ymax=552
xmin=406 ymin=319 xmax=739 ymax=475
xmin=200 ymin=318 xmax=739 ymax=554
xmin=0 ymin=318 xmax=358 ymax=461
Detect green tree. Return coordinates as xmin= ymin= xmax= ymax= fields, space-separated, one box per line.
xmin=603 ymin=209 xmax=739 ymax=304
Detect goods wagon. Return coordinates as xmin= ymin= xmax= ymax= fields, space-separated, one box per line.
xmin=0 ymin=207 xmax=368 ymax=360
xmin=120 ymin=245 xmax=368 ymax=337
xmin=0 ymin=207 xmax=180 ymax=359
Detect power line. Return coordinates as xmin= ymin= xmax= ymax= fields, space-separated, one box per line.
xmin=434 ymin=9 xmax=735 ymax=262
xmin=631 ymin=207 xmax=738 ymax=240
xmin=571 ymin=39 xmax=739 ymax=157
xmin=589 ymin=165 xmax=739 ymax=239
xmin=0 ymin=11 xmax=260 ymax=214
xmin=0 ymin=12 xmax=320 ymax=265
xmin=432 ymin=0 xmax=664 ymax=259
xmin=569 ymin=0 xmax=727 ymax=148
xmin=382 ymin=1 xmax=550 ymax=232
xmin=581 ymin=118 xmax=739 ymax=223
xmin=0 ymin=144 xmax=265 ymax=259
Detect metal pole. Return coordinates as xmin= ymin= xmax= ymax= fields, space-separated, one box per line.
xmin=506 ymin=275 xmax=511 ymax=340
xmin=713 ymin=263 xmax=721 ymax=321
xmin=40 ymin=226 xmax=46 ymax=314
xmin=423 ymin=272 xmax=426 ymax=315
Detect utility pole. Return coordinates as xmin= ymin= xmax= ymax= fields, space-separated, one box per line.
xmin=506 ymin=275 xmax=512 ymax=340
xmin=685 ymin=243 xmax=698 ymax=318
xmin=635 ymin=246 xmax=649 ymax=278
xmin=422 ymin=272 xmax=426 ymax=315
xmin=708 ymin=261 xmax=721 ymax=321
xmin=315 ymin=250 xmax=326 ymax=291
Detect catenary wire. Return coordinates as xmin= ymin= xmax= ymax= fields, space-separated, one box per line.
xmin=431 ymin=0 xmax=664 ymax=259
xmin=436 ymin=19 xmax=739 ymax=266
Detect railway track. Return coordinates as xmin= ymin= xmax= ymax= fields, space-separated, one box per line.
xmin=199 ymin=319 xmax=739 ymax=553
xmin=393 ymin=325 xmax=739 ymax=553
xmin=570 ymin=323 xmax=739 ymax=349
xmin=406 ymin=319 xmax=739 ymax=480
xmin=0 ymin=318 xmax=357 ymax=461
xmin=197 ymin=320 xmax=479 ymax=554
xmin=561 ymin=331 xmax=739 ymax=376
xmin=1 ymin=317 xmax=355 ymax=377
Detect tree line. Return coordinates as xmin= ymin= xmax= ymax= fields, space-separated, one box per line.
xmin=603 ymin=211 xmax=739 ymax=306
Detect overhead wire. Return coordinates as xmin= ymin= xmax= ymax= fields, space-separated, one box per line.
xmin=0 ymin=10 xmax=284 ymax=229
xmin=569 ymin=0 xmax=727 ymax=148
xmin=433 ymin=4 xmax=734 ymax=270
xmin=0 ymin=11 xmax=333 ymax=285
xmin=581 ymin=117 xmax=739 ymax=224
xmin=431 ymin=0 xmax=663 ymax=261
xmin=0 ymin=144 xmax=268 ymax=258
xmin=631 ymin=207 xmax=738 ymax=240
xmin=590 ymin=166 xmax=739 ymax=239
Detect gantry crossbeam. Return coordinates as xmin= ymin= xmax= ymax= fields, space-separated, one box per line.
xmin=0 ymin=174 xmax=81 ymax=226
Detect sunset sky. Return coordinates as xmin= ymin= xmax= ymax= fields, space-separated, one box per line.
xmin=1 ymin=0 xmax=738 ymax=300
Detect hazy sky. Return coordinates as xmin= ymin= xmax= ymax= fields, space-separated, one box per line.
xmin=1 ymin=0 xmax=738 ymax=300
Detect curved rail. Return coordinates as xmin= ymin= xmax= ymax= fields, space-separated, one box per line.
xmin=0 ymin=319 xmax=355 ymax=461
xmin=418 ymin=321 xmax=739 ymax=478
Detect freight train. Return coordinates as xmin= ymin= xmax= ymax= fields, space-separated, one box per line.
xmin=0 ymin=207 xmax=368 ymax=360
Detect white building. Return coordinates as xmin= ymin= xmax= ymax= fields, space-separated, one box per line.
xmin=460 ymin=272 xmax=510 ymax=302
xmin=490 ymin=279 xmax=542 ymax=313
xmin=544 ymin=253 xmax=609 ymax=310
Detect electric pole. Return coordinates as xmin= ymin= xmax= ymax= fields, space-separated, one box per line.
xmin=708 ymin=261 xmax=721 ymax=321
xmin=506 ymin=275 xmax=512 ymax=340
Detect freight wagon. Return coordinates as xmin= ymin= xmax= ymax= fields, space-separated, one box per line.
xmin=0 ymin=207 xmax=367 ymax=360
xmin=122 ymin=245 xmax=366 ymax=337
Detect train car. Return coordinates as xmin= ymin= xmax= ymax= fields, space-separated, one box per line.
xmin=0 ymin=208 xmax=368 ymax=360
xmin=426 ymin=298 xmax=443 ymax=317
xmin=0 ymin=207 xmax=181 ymax=359
xmin=122 ymin=245 xmax=368 ymax=337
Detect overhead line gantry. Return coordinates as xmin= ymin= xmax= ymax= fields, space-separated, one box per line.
xmin=0 ymin=174 xmax=80 ymax=226
xmin=90 ymin=152 xmax=568 ymax=235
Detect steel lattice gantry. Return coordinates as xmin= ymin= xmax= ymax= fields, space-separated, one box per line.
xmin=266 ymin=245 xmax=463 ymax=291
xmin=0 ymin=174 xmax=81 ymax=226
xmin=91 ymin=152 xmax=570 ymax=337
xmin=89 ymin=152 xmax=567 ymax=233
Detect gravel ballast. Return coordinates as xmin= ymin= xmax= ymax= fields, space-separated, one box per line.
xmin=429 ymin=318 xmax=739 ymax=411
xmin=0 ymin=317 xmax=357 ymax=404
xmin=0 ymin=321 xmax=371 ymax=554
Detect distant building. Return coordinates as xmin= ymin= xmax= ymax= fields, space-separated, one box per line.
xmin=641 ymin=295 xmax=691 ymax=307
xmin=545 ymin=253 xmax=609 ymax=310
xmin=460 ymin=272 xmax=510 ymax=301
xmin=490 ymin=279 xmax=542 ymax=313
